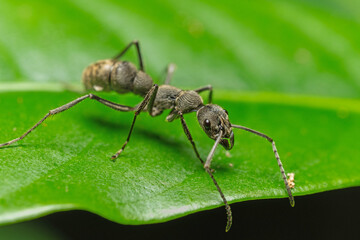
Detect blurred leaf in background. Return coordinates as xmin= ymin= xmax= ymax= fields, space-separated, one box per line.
xmin=0 ymin=0 xmax=359 ymax=97
xmin=0 ymin=0 xmax=359 ymax=234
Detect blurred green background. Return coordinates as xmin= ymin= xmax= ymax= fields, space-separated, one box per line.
xmin=0 ymin=0 xmax=359 ymax=98
xmin=0 ymin=0 xmax=359 ymax=239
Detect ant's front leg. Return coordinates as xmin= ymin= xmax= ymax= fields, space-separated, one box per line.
xmin=194 ymin=85 xmax=213 ymax=104
xmin=178 ymin=115 xmax=232 ymax=232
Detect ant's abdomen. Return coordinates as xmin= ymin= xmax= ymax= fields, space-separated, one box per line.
xmin=82 ymin=59 xmax=114 ymax=92
xmin=82 ymin=60 xmax=153 ymax=97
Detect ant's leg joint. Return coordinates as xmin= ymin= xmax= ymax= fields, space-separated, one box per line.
xmin=204 ymin=165 xmax=215 ymax=173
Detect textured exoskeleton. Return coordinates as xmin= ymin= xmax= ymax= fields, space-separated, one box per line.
xmin=82 ymin=59 xmax=153 ymax=97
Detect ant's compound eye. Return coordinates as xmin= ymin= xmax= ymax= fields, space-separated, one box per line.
xmin=204 ymin=119 xmax=211 ymax=130
xmin=224 ymin=109 xmax=228 ymax=115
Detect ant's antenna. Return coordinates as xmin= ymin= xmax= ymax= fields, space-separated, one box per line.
xmin=231 ymin=124 xmax=295 ymax=207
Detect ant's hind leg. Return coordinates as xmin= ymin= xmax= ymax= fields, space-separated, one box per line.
xmin=111 ymin=84 xmax=159 ymax=160
xmin=194 ymin=85 xmax=213 ymax=104
xmin=113 ymin=40 xmax=144 ymax=72
xmin=0 ymin=94 xmax=135 ymax=148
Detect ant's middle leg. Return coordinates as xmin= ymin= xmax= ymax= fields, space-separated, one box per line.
xmin=164 ymin=63 xmax=176 ymax=85
xmin=178 ymin=112 xmax=204 ymax=165
xmin=194 ymin=85 xmax=213 ymax=104
xmin=0 ymin=94 xmax=135 ymax=148
xmin=111 ymin=84 xmax=159 ymax=160
xmin=112 ymin=40 xmax=144 ymax=72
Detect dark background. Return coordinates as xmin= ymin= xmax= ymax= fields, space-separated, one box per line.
xmin=2 ymin=187 xmax=359 ymax=240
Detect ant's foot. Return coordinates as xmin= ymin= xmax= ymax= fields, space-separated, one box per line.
xmin=0 ymin=142 xmax=10 ymax=148
xmin=111 ymin=148 xmax=125 ymax=161
xmin=204 ymin=166 xmax=215 ymax=173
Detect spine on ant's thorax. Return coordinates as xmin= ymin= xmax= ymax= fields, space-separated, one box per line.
xmin=82 ymin=59 xmax=153 ymax=97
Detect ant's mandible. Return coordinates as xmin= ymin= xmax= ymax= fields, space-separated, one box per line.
xmin=0 ymin=40 xmax=295 ymax=232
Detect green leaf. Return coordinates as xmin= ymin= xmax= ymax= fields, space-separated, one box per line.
xmin=0 ymin=0 xmax=360 ymax=98
xmin=0 ymin=89 xmax=359 ymax=225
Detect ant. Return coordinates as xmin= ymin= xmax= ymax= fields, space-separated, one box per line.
xmin=0 ymin=40 xmax=295 ymax=232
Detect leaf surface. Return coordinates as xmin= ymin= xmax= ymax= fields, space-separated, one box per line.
xmin=0 ymin=89 xmax=359 ymax=225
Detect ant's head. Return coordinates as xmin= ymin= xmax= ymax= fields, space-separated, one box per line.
xmin=197 ymin=104 xmax=234 ymax=150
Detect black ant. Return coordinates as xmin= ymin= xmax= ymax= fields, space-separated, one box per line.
xmin=0 ymin=40 xmax=295 ymax=231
